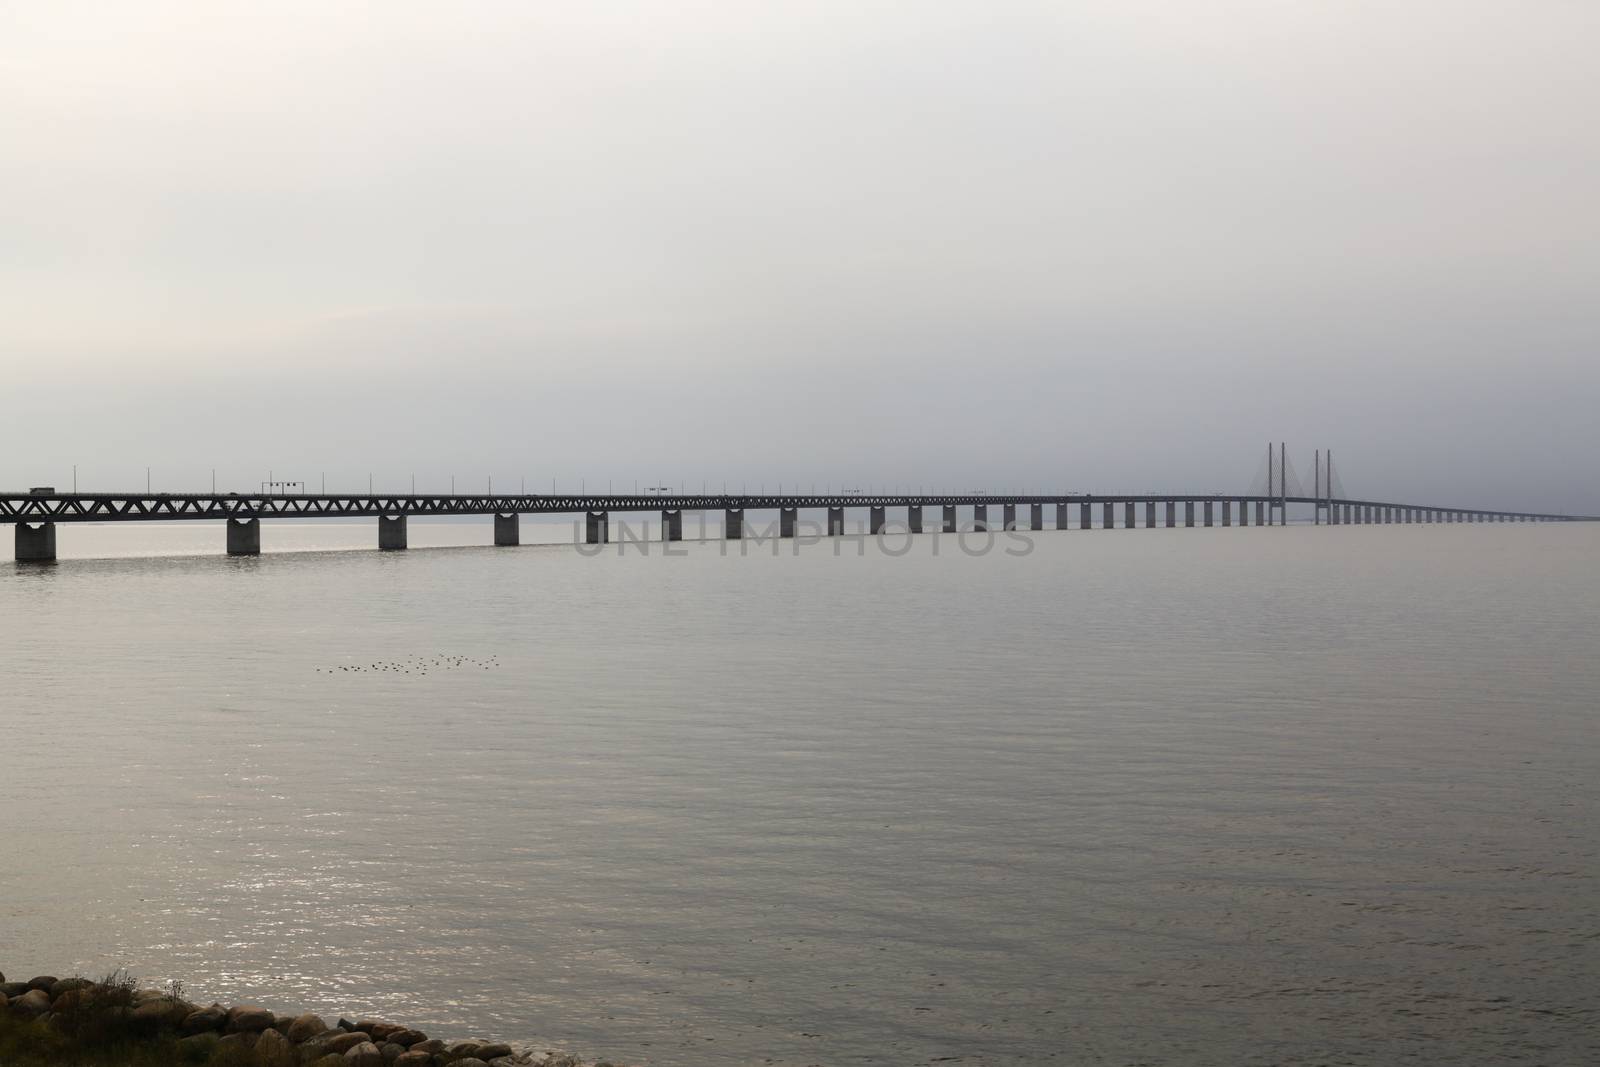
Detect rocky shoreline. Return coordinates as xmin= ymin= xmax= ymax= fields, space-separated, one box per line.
xmin=1 ymin=967 xmax=623 ymax=1067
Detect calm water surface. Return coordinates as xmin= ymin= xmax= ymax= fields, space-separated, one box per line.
xmin=2 ymin=521 xmax=1597 ymax=1065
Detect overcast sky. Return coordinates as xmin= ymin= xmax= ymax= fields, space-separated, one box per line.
xmin=3 ymin=1 xmax=1596 ymax=510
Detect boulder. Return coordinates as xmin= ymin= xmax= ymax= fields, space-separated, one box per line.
xmin=13 ymin=989 xmax=51 ymax=1017
xmin=257 ymin=1027 xmax=296 ymax=1063
xmin=355 ymin=1018 xmax=388 ymax=1035
xmin=228 ymin=1005 xmax=278 ymax=1032
xmin=346 ymin=1041 xmax=385 ymax=1067
xmin=131 ymin=996 xmax=194 ymax=1027
xmin=50 ymin=987 xmax=86 ymax=1013
xmin=381 ymin=1043 xmax=406 ymax=1063
xmin=389 ymin=1029 xmax=427 ymax=1047
xmin=328 ymin=1031 xmax=375 ymax=1054
xmin=182 ymin=1004 xmax=228 ymax=1034
xmin=337 ymin=1017 xmax=357 ymax=1031
xmin=26 ymin=976 xmax=59 ymax=992
xmin=394 ymin=1053 xmax=434 ymax=1067
xmin=288 ymin=1012 xmax=331 ymax=1042
xmin=1 ymin=982 xmax=29 ymax=999
xmin=309 ymin=1057 xmax=348 ymax=1067
xmin=299 ymin=1036 xmax=334 ymax=1061
xmin=448 ymin=1041 xmax=486 ymax=1059
xmin=412 ymin=1039 xmax=445 ymax=1054
xmin=476 ymin=1044 xmax=513 ymax=1060
xmin=219 ymin=1030 xmax=261 ymax=1051
xmin=48 ymin=977 xmax=93 ymax=999
xmin=452 ymin=1059 xmax=490 ymax=1067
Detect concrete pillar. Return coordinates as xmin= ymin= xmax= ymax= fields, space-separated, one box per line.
xmin=1124 ymin=501 xmax=1135 ymax=528
xmin=908 ymin=505 xmax=923 ymax=534
xmin=1165 ymin=501 xmax=1176 ymax=527
xmin=494 ymin=513 xmax=519 ymax=546
xmin=724 ymin=508 xmax=745 ymax=539
xmin=1222 ymin=500 xmax=1232 ymax=526
xmin=1080 ymin=501 xmax=1092 ymax=529
xmin=1056 ymin=502 xmax=1069 ymax=529
xmin=1255 ymin=501 xmax=1266 ymax=526
xmin=973 ymin=504 xmax=988 ymax=532
xmin=1185 ymin=501 xmax=1195 ymax=527
xmin=663 ymin=509 xmax=684 ymax=541
xmin=1146 ymin=501 xmax=1157 ymax=528
xmin=779 ymin=507 xmax=797 ymax=538
xmin=942 ymin=505 xmax=957 ymax=533
xmin=584 ymin=511 xmax=607 ymax=545
xmin=1203 ymin=501 xmax=1214 ymax=527
xmin=1002 ymin=503 xmax=1016 ymax=531
xmin=1101 ymin=501 xmax=1114 ymax=529
xmin=15 ymin=521 xmax=57 ymax=563
xmin=227 ymin=517 xmax=262 ymax=556
xmin=829 ymin=507 xmax=846 ymax=536
xmin=380 ymin=514 xmax=408 ymax=550
xmin=1030 ymin=503 xmax=1043 ymax=530
xmin=870 ymin=506 xmax=887 ymax=535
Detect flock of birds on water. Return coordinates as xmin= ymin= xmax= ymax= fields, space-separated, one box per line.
xmin=316 ymin=653 xmax=501 ymax=675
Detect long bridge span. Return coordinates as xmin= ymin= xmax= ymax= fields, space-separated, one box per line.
xmin=4 ymin=488 xmax=1594 ymax=562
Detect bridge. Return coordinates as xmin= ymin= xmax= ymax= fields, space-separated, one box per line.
xmin=6 ymin=444 xmax=1594 ymax=561
xmin=3 ymin=489 xmax=1591 ymax=562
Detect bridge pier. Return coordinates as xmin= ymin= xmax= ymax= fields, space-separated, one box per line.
xmin=1165 ymin=501 xmax=1176 ymax=527
xmin=1123 ymin=501 xmax=1134 ymax=528
xmin=870 ymin=506 xmax=887 ymax=535
xmin=584 ymin=511 xmax=608 ymax=545
xmin=494 ymin=513 xmax=519 ymax=546
xmin=725 ymin=508 xmax=745 ymax=539
xmin=942 ymin=505 xmax=957 ymax=534
xmin=973 ymin=505 xmax=988 ymax=532
xmin=1056 ymin=502 xmax=1069 ymax=529
xmin=1030 ymin=503 xmax=1043 ymax=530
xmin=908 ymin=505 xmax=923 ymax=534
xmin=380 ymin=514 xmax=408 ymax=550
xmin=1254 ymin=501 xmax=1265 ymax=526
xmin=1203 ymin=501 xmax=1214 ymax=527
xmin=1002 ymin=503 xmax=1016 ymax=531
xmin=1221 ymin=501 xmax=1231 ymax=526
xmin=15 ymin=521 xmax=56 ymax=563
xmin=829 ymin=507 xmax=846 ymax=536
xmin=1185 ymin=501 xmax=1195 ymax=527
xmin=1102 ymin=501 xmax=1114 ymax=529
xmin=1080 ymin=501 xmax=1092 ymax=529
xmin=664 ymin=509 xmax=685 ymax=541
xmin=227 ymin=517 xmax=261 ymax=556
xmin=1146 ymin=501 xmax=1157 ymax=528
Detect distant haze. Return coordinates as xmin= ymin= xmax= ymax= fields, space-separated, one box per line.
xmin=3 ymin=2 xmax=1596 ymax=511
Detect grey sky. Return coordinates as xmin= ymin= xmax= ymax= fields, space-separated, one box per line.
xmin=3 ymin=1 xmax=1596 ymax=510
